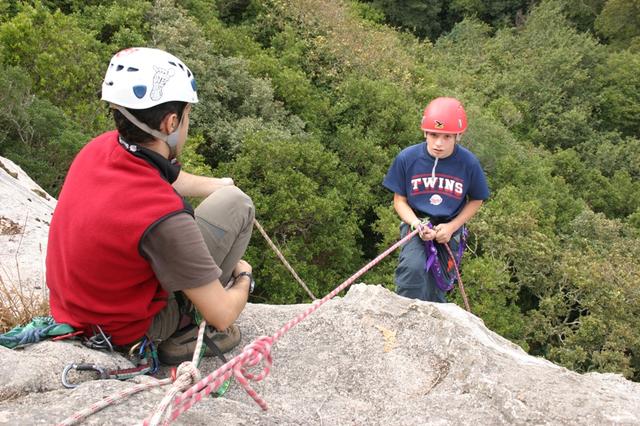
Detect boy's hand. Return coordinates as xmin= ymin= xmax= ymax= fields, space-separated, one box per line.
xmin=412 ymin=219 xmax=436 ymax=241
xmin=434 ymin=223 xmax=456 ymax=243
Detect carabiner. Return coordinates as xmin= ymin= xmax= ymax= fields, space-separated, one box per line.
xmin=61 ymin=363 xmax=109 ymax=389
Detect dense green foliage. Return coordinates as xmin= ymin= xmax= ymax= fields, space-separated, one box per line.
xmin=1 ymin=0 xmax=638 ymax=381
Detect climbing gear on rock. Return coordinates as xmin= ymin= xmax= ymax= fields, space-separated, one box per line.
xmin=83 ymin=324 xmax=115 ymax=352
xmin=61 ymin=363 xmax=109 ymax=389
xmin=61 ymin=336 xmax=160 ymax=389
xmin=58 ymin=224 xmax=474 ymax=424
xmin=0 ymin=316 xmax=74 ymax=349
xmin=57 ymin=320 xmax=233 ymax=425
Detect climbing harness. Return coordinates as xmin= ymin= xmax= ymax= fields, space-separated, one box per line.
xmin=82 ymin=325 xmax=114 ymax=351
xmin=444 ymin=242 xmax=471 ymax=312
xmin=420 ymin=221 xmax=471 ymax=312
xmin=422 ymin=222 xmax=467 ymax=292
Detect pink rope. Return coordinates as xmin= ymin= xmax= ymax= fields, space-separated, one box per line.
xmin=145 ymin=227 xmax=420 ymax=425
xmin=444 ymin=244 xmax=471 ymax=312
xmin=58 ymin=377 xmax=171 ymax=426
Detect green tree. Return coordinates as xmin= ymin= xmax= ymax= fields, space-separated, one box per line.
xmin=544 ymin=211 xmax=640 ymax=379
xmin=458 ymin=255 xmax=526 ymax=347
xmin=576 ymin=133 xmax=640 ymax=182
xmin=0 ymin=64 xmax=86 ymax=196
xmin=451 ymin=0 xmax=530 ymax=28
xmin=329 ymin=76 xmax=419 ymax=152
xmin=560 ymin=0 xmax=607 ymax=33
xmin=216 ymin=132 xmax=367 ymax=303
xmin=363 ymin=0 xmax=454 ymax=41
xmin=146 ymin=0 xmax=305 ymax=167
xmin=595 ymin=0 xmax=640 ymax=50
xmin=76 ymin=0 xmax=151 ymax=49
xmin=0 ymin=3 xmax=107 ymax=132
xmin=594 ymin=50 xmax=640 ymax=137
xmin=429 ymin=2 xmax=605 ymax=150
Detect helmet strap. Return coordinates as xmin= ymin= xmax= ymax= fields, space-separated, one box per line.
xmin=111 ymin=104 xmax=180 ymax=159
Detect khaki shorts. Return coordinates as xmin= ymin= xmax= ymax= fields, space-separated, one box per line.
xmin=148 ymin=186 xmax=255 ymax=342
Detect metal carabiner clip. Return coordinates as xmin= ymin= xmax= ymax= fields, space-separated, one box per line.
xmin=61 ymin=363 xmax=109 ymax=389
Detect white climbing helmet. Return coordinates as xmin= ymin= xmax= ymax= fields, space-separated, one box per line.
xmin=101 ymin=47 xmax=198 ymax=109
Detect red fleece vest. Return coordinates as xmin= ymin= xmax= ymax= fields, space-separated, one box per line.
xmin=46 ymin=131 xmax=187 ymax=345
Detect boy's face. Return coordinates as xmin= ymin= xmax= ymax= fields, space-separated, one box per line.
xmin=425 ymin=131 xmax=456 ymax=158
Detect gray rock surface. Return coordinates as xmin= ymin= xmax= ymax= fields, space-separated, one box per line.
xmin=0 ymin=156 xmax=54 ymax=307
xmin=1 ymin=284 xmax=639 ymax=425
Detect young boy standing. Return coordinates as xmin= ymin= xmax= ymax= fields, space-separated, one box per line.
xmin=382 ymin=97 xmax=490 ymax=302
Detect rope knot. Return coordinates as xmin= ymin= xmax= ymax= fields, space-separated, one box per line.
xmin=234 ymin=336 xmax=273 ymax=382
xmin=174 ymin=361 xmax=201 ymax=392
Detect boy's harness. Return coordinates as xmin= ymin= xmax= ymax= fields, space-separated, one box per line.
xmin=420 ymin=221 xmax=467 ymax=292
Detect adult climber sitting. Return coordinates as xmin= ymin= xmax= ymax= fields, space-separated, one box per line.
xmin=46 ymin=47 xmax=255 ymax=364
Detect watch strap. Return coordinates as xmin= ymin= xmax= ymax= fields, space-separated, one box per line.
xmin=235 ymin=271 xmax=255 ymax=294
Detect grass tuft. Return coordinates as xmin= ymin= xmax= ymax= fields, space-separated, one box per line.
xmin=0 ymin=274 xmax=49 ymax=334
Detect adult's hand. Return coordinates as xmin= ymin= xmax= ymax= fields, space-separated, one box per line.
xmin=233 ymin=259 xmax=252 ymax=277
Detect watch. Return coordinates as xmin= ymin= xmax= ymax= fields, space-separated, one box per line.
xmin=235 ymin=271 xmax=255 ymax=294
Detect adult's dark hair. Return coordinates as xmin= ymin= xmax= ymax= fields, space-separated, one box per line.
xmin=113 ymin=101 xmax=187 ymax=144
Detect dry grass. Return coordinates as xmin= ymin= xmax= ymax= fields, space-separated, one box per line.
xmin=0 ymin=271 xmax=50 ymax=334
xmin=0 ymin=213 xmax=50 ymax=333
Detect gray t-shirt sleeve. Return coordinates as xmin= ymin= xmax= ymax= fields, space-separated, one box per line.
xmin=140 ymin=213 xmax=222 ymax=293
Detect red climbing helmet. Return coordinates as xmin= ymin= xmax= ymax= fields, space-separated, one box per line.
xmin=420 ymin=97 xmax=467 ymax=134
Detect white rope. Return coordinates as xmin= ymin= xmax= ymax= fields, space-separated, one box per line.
xmin=147 ymin=321 xmax=206 ymax=426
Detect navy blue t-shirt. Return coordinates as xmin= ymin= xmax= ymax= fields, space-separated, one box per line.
xmin=383 ymin=142 xmax=490 ymax=223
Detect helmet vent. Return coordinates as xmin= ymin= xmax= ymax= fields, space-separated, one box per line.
xmin=187 ymin=69 xmax=191 ymax=78
xmin=106 ymin=81 xmax=114 ymax=86
xmin=116 ymin=65 xmax=124 ymax=71
xmin=168 ymin=61 xmax=177 ymax=67
xmin=127 ymin=67 xmax=139 ymax=72
xmin=133 ymin=85 xmax=147 ymax=99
